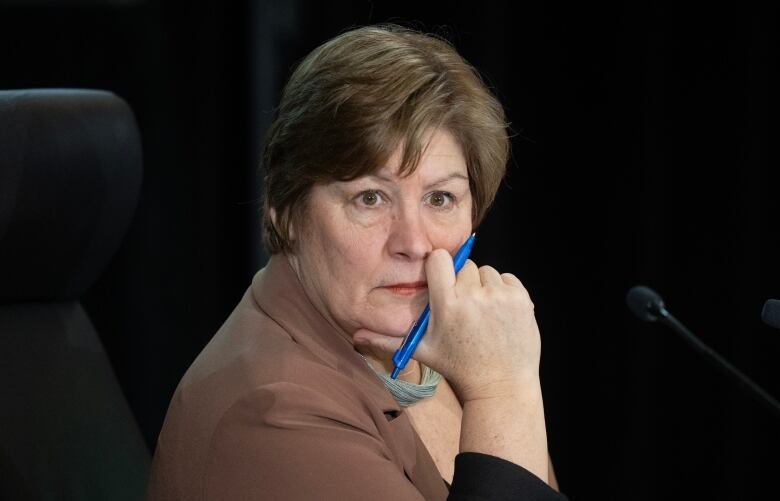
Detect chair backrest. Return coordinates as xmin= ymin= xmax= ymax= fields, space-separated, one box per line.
xmin=0 ymin=89 xmax=150 ymax=501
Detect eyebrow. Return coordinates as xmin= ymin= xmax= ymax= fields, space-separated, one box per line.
xmin=366 ymin=172 xmax=469 ymax=190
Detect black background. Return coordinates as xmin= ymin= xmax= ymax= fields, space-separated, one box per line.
xmin=1 ymin=1 xmax=778 ymax=499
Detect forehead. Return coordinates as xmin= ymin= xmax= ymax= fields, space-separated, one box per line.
xmin=377 ymin=129 xmax=468 ymax=181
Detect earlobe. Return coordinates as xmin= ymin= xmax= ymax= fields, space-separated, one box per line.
xmin=269 ymin=207 xmax=297 ymax=247
xmin=270 ymin=207 xmax=291 ymax=237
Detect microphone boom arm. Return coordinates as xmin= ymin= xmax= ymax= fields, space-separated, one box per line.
xmin=657 ymin=308 xmax=780 ymax=420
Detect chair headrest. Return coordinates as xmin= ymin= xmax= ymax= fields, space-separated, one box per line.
xmin=0 ymin=89 xmax=142 ymax=303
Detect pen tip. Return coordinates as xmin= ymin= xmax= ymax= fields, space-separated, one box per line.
xmin=390 ymin=367 xmax=401 ymax=380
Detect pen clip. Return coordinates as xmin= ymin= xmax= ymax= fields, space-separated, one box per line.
xmin=400 ymin=320 xmax=417 ymax=346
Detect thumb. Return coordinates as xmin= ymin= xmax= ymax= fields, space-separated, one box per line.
xmin=352 ymin=328 xmax=404 ymax=356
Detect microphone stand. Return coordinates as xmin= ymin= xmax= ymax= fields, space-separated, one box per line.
xmin=657 ymin=308 xmax=780 ymax=420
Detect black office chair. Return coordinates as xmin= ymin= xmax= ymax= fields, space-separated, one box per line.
xmin=0 ymin=89 xmax=150 ymax=500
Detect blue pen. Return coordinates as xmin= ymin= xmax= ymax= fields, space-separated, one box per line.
xmin=390 ymin=233 xmax=476 ymax=379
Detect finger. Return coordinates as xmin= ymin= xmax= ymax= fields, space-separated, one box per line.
xmin=425 ymin=249 xmax=457 ymax=307
xmin=454 ymin=259 xmax=481 ymax=295
xmin=479 ymin=265 xmax=503 ymax=286
xmin=501 ymin=272 xmax=523 ymax=287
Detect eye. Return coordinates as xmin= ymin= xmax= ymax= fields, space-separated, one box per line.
xmin=425 ymin=191 xmax=455 ymax=209
xmin=356 ymin=189 xmax=384 ymax=207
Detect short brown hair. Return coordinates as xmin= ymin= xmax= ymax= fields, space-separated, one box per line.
xmin=261 ymin=24 xmax=509 ymax=254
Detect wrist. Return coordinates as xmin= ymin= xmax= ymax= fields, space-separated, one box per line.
xmin=455 ymin=372 xmax=542 ymax=404
xmin=458 ymin=376 xmax=549 ymax=482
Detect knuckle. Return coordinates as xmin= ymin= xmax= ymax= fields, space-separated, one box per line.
xmin=439 ymin=294 xmax=456 ymax=310
xmin=509 ymin=286 xmax=533 ymax=308
xmin=429 ymin=248 xmax=450 ymax=263
xmin=523 ymin=292 xmax=535 ymax=311
xmin=432 ymin=248 xmax=450 ymax=258
xmin=462 ymin=259 xmax=478 ymax=271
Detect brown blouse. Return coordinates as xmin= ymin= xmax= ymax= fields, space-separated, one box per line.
xmin=146 ymin=254 xmax=449 ymax=500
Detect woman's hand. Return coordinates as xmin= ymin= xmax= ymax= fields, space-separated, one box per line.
xmin=355 ymin=248 xmax=542 ymax=402
xmin=354 ymin=249 xmax=550 ymax=483
xmin=420 ymin=249 xmax=541 ymax=401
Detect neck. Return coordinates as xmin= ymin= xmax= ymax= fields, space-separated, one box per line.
xmin=356 ymin=345 xmax=422 ymax=385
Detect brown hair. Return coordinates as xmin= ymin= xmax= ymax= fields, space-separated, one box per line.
xmin=261 ymin=24 xmax=509 ymax=254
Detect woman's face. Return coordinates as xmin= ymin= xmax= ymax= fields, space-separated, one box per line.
xmin=288 ymin=128 xmax=473 ymax=340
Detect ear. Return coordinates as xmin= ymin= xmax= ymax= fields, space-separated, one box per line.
xmin=269 ymin=207 xmax=296 ymax=243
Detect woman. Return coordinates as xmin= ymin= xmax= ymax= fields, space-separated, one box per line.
xmin=148 ymin=25 xmax=566 ymax=500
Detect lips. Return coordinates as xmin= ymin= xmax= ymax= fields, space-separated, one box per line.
xmin=382 ymin=281 xmax=427 ymax=296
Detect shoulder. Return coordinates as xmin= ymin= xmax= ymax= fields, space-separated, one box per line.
xmin=199 ymin=374 xmax=426 ymax=501
xmin=163 ymin=286 xmax=388 ymax=449
xmin=150 ymin=275 xmax=413 ymax=500
xmin=174 ymin=288 xmax=375 ymax=429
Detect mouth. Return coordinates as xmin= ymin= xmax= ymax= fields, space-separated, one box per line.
xmin=381 ymin=281 xmax=428 ymax=296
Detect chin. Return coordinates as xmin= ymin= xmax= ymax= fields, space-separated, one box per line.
xmin=366 ymin=315 xmax=415 ymax=338
xmin=362 ymin=296 xmax=425 ymax=336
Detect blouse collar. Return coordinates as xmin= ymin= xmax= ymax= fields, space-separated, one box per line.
xmin=250 ymin=253 xmax=402 ymax=415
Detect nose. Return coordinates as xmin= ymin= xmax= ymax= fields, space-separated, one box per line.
xmin=386 ymin=205 xmax=433 ymax=261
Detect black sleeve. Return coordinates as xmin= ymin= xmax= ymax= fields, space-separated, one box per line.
xmin=448 ymin=452 xmax=569 ymax=501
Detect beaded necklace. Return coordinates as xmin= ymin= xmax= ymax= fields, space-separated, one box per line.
xmin=361 ymin=355 xmax=442 ymax=407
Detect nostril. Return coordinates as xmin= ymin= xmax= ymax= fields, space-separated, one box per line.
xmin=387 ymin=230 xmax=433 ymax=261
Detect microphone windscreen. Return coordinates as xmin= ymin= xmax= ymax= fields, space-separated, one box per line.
xmin=626 ymin=285 xmax=665 ymax=322
xmin=761 ymin=299 xmax=780 ymax=329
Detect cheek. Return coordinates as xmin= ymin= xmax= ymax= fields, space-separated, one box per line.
xmin=307 ymin=218 xmax=388 ymax=291
xmin=344 ymin=204 xmax=388 ymax=228
xmin=428 ymin=212 xmax=473 ymax=252
xmin=310 ymin=227 xmax=391 ymax=329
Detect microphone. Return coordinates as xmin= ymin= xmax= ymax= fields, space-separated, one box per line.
xmin=762 ymin=299 xmax=780 ymax=329
xmin=626 ymin=285 xmax=667 ymax=322
xmin=626 ymin=285 xmax=780 ymax=419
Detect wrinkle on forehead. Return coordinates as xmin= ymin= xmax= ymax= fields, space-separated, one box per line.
xmin=377 ymin=128 xmax=468 ymax=180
